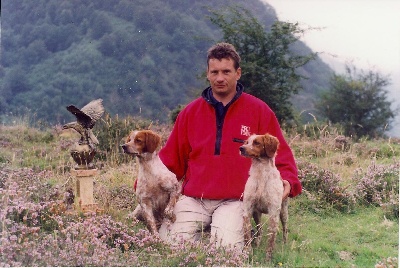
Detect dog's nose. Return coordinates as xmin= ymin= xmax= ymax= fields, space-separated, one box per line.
xmin=239 ymin=146 xmax=245 ymax=154
xmin=121 ymin=144 xmax=127 ymax=152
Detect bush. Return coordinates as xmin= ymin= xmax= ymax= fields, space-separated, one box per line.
xmin=170 ymin=104 xmax=185 ymax=124
xmin=353 ymin=161 xmax=399 ymax=219
xmin=94 ymin=113 xmax=153 ymax=166
xmin=94 ymin=113 xmax=173 ymax=167
xmin=297 ymin=160 xmax=356 ymax=213
xmin=375 ymin=257 xmax=398 ymax=268
xmin=316 ymin=65 xmax=397 ymax=138
xmin=0 ymin=164 xmax=248 ymax=267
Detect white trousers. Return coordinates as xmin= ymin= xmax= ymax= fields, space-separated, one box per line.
xmin=159 ymin=195 xmax=244 ymax=249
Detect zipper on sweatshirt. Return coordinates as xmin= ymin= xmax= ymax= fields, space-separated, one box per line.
xmin=202 ymin=84 xmax=244 ymax=155
xmin=214 ymin=102 xmax=226 ymax=155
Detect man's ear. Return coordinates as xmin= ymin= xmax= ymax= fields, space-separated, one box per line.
xmin=263 ymin=134 xmax=279 ymax=158
xmin=144 ymin=130 xmax=161 ymax=153
xmin=236 ymin=67 xmax=242 ymax=80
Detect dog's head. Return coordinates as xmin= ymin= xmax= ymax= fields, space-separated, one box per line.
xmin=121 ymin=130 xmax=161 ymax=156
xmin=239 ymin=133 xmax=279 ymax=159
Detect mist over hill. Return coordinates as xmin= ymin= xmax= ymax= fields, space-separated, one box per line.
xmin=0 ymin=0 xmax=333 ymax=125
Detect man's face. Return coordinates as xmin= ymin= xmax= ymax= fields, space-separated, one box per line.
xmin=207 ymin=58 xmax=241 ymax=103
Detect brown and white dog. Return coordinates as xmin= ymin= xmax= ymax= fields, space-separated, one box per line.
xmin=239 ymin=133 xmax=288 ymax=261
xmin=121 ymin=130 xmax=181 ymax=235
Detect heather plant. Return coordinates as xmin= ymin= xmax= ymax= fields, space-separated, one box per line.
xmin=0 ymin=166 xmax=62 ymax=231
xmin=1 ymin=123 xmax=398 ymax=267
xmin=297 ymin=160 xmax=356 ymax=213
xmin=170 ymin=240 xmax=248 ymax=267
xmin=0 ymin=164 xmax=249 ymax=267
xmin=1 ymin=214 xmax=150 ymax=266
xmin=353 ymin=161 xmax=399 ymax=219
xmin=375 ymin=257 xmax=398 ymax=268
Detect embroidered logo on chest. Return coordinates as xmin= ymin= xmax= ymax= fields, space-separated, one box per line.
xmin=241 ymin=125 xmax=251 ymax=137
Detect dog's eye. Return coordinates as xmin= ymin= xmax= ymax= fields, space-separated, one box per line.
xmin=253 ymin=141 xmax=260 ymax=146
xmin=135 ymin=138 xmax=143 ymax=144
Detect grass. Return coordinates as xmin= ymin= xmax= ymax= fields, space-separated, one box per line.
xmin=0 ymin=118 xmax=399 ymax=267
xmin=247 ymin=199 xmax=398 ymax=267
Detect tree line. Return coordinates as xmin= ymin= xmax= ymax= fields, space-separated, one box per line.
xmin=0 ymin=0 xmax=330 ymax=123
xmin=1 ymin=0 xmax=396 ymax=138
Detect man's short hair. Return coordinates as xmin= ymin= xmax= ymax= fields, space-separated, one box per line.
xmin=207 ymin=42 xmax=241 ymax=70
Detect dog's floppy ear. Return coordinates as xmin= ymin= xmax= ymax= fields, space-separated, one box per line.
xmin=144 ymin=130 xmax=161 ymax=153
xmin=262 ymin=134 xmax=279 ymax=158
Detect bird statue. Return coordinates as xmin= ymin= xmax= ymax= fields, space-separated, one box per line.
xmin=63 ymin=99 xmax=104 ymax=169
xmin=63 ymin=99 xmax=104 ymax=146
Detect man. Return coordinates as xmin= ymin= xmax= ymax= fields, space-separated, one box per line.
xmin=159 ymin=42 xmax=301 ymax=248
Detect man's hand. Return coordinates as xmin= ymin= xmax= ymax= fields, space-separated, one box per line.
xmin=282 ymin=180 xmax=291 ymax=200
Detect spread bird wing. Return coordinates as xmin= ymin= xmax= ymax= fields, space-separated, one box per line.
xmin=80 ymin=99 xmax=104 ymax=122
xmin=66 ymin=99 xmax=104 ymax=129
xmin=66 ymin=105 xmax=92 ymax=128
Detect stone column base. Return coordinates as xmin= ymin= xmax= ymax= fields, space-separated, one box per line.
xmin=72 ymin=168 xmax=101 ymax=212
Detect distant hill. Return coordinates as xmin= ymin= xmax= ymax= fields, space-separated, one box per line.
xmin=0 ymin=0 xmax=333 ymax=124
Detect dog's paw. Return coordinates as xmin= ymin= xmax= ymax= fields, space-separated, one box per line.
xmin=153 ymin=232 xmax=161 ymax=240
xmin=266 ymin=251 xmax=273 ymax=262
xmin=170 ymin=213 xmax=176 ymax=223
xmin=164 ymin=208 xmax=176 ymax=223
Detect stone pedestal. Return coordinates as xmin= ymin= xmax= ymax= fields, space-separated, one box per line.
xmin=72 ymin=168 xmax=98 ymax=211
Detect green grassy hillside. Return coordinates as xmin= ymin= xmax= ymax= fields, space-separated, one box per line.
xmin=0 ymin=118 xmax=398 ymax=267
xmin=1 ymin=0 xmax=332 ymax=124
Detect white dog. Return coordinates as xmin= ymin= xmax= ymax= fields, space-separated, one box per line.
xmin=122 ymin=130 xmax=181 ymax=235
xmin=240 ymin=133 xmax=288 ymax=261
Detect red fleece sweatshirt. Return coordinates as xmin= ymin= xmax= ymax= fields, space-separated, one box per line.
xmin=159 ymin=86 xmax=302 ymax=199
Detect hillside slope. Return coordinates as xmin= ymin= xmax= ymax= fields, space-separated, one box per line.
xmin=0 ymin=0 xmax=332 ymax=124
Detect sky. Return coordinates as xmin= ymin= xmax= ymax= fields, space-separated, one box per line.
xmin=263 ymin=0 xmax=400 ymax=137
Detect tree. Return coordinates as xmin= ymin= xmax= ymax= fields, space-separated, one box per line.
xmin=91 ymin=12 xmax=112 ymax=40
xmin=3 ymin=66 xmax=31 ymax=97
xmin=317 ymin=65 xmax=398 ymax=138
xmin=22 ymin=40 xmax=49 ymax=65
xmin=208 ymin=6 xmax=316 ymax=122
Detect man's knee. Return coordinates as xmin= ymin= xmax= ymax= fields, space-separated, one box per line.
xmin=159 ymin=196 xmax=211 ymax=244
xmin=211 ymin=200 xmax=245 ymax=249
